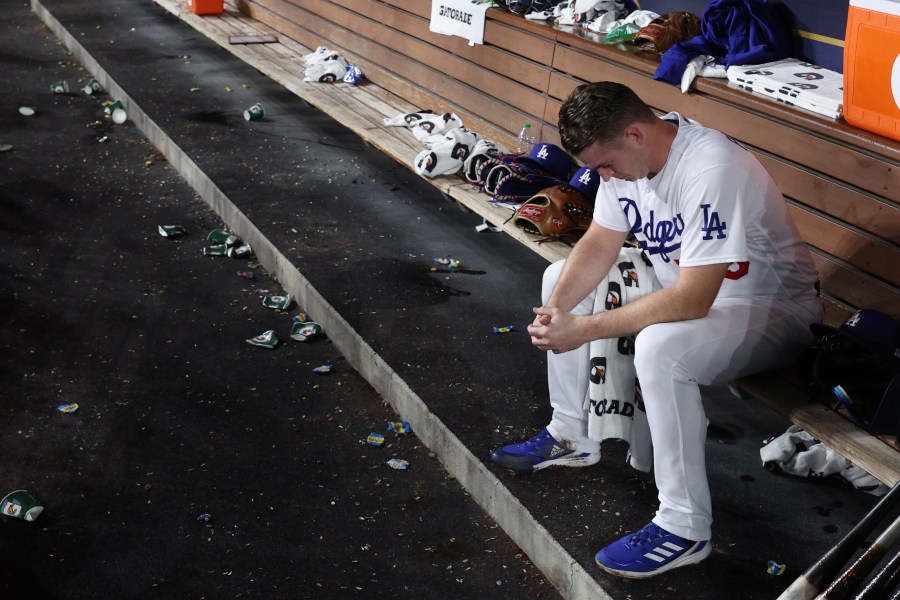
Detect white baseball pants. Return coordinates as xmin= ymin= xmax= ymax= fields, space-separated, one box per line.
xmin=541 ymin=259 xmax=823 ymax=542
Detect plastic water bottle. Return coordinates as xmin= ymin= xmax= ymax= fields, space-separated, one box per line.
xmin=516 ymin=122 xmax=536 ymax=155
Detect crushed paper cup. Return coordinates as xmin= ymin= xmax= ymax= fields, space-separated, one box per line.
xmin=203 ymin=244 xmax=229 ymax=256
xmin=83 ymin=79 xmax=103 ymax=95
xmin=207 ymin=229 xmax=238 ymax=246
xmin=246 ymin=330 xmax=280 ymax=349
xmin=158 ymin=225 xmax=187 ymax=238
xmin=1 ymin=490 xmax=44 ymax=522
xmin=290 ymin=321 xmax=322 ymax=342
xmin=227 ymin=244 xmax=254 ymax=259
xmin=263 ymin=295 xmax=292 ymax=310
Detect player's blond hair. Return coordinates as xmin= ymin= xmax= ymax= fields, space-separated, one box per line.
xmin=558 ymin=82 xmax=657 ymax=156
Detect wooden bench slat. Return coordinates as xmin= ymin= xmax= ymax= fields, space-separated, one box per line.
xmin=812 ymin=252 xmax=900 ymax=316
xmin=789 ymin=206 xmax=900 ymax=287
xmin=759 ymin=154 xmax=900 ymax=243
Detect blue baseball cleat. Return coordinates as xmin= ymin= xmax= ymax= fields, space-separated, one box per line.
xmin=595 ymin=521 xmax=711 ymax=579
xmin=490 ymin=427 xmax=600 ymax=473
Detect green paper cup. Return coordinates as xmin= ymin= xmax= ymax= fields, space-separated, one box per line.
xmin=243 ymin=103 xmax=264 ymax=121
xmin=1 ymin=490 xmax=44 ymax=522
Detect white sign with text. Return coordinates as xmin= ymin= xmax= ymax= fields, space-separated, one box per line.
xmin=429 ymin=0 xmax=490 ymax=46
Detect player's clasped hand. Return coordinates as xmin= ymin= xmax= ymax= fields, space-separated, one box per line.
xmin=528 ymin=306 xmax=585 ymax=354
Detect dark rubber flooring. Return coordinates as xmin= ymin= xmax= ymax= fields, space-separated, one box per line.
xmin=0 ymin=1 xmax=889 ymax=599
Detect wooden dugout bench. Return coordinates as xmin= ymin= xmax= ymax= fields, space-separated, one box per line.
xmin=155 ymin=0 xmax=899 ymax=486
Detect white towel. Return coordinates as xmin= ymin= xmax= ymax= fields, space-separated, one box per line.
xmin=760 ymin=425 xmax=888 ymax=496
xmin=586 ymin=247 xmax=659 ymax=472
xmin=727 ymin=59 xmax=843 ymax=119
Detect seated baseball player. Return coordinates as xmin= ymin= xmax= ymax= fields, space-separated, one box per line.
xmin=490 ymin=82 xmax=823 ymax=579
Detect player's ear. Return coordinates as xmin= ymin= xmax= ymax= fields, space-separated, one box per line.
xmin=622 ymin=125 xmax=643 ymax=145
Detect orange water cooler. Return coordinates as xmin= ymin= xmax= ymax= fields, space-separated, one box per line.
xmin=843 ymin=0 xmax=900 ymax=141
xmin=186 ymin=0 xmax=223 ymax=15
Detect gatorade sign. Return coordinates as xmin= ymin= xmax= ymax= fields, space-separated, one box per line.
xmin=430 ymin=0 xmax=490 ymax=46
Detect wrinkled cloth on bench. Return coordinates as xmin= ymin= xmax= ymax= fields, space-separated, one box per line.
xmin=760 ymin=425 xmax=889 ymax=496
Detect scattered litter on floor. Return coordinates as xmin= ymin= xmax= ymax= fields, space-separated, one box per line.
xmin=19 ymin=106 xmax=36 ymax=116
xmin=386 ymin=458 xmax=410 ymax=471
xmin=0 ymin=144 xmax=12 ymax=153
xmin=492 ymin=325 xmax=515 ymax=334
xmin=158 ymin=225 xmax=187 ymax=238
xmin=202 ymin=229 xmax=254 ymax=259
xmin=366 ymin=432 xmax=385 ymax=447
xmin=312 ymin=363 xmax=333 ymax=374
xmin=197 ymin=513 xmax=212 ymax=522
xmin=227 ymin=244 xmax=254 ymax=259
xmin=238 ymin=270 xmax=255 ymax=280
xmin=207 ymin=229 xmax=238 ymax=245
xmin=475 ymin=219 xmax=502 ymax=233
xmin=50 ymin=80 xmax=68 ymax=94
xmin=243 ymin=103 xmax=264 ymax=121
xmin=103 ymin=99 xmax=127 ymax=124
xmin=290 ymin=321 xmax=321 ymax=342
xmin=1 ymin=490 xmax=44 ymax=522
xmin=767 ymin=560 xmax=785 ymax=576
xmin=433 ymin=257 xmax=460 ymax=269
xmin=56 ymin=402 xmax=79 ymax=413
xmin=246 ymin=330 xmax=280 ymax=349
xmin=203 ymin=243 xmax=228 ymax=256
xmin=262 ymin=295 xmax=292 ymax=310
xmin=82 ymin=78 xmax=102 ymax=94
xmin=293 ymin=312 xmax=311 ymax=323
xmin=387 ymin=421 xmax=411 ymax=435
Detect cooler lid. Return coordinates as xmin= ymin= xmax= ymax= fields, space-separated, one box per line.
xmin=850 ymin=0 xmax=900 ymax=16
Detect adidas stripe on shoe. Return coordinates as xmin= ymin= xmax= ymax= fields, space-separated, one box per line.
xmin=595 ymin=521 xmax=711 ymax=579
xmin=490 ymin=427 xmax=600 ymax=473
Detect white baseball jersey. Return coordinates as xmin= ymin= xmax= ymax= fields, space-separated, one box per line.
xmin=593 ymin=112 xmax=818 ymax=303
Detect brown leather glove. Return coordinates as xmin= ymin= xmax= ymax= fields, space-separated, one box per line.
xmin=512 ymin=183 xmax=594 ymax=239
xmin=633 ymin=12 xmax=701 ymax=54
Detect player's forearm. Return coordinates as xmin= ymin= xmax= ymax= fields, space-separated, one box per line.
xmin=584 ymin=263 xmax=729 ymax=340
xmin=546 ymin=223 xmax=626 ymax=311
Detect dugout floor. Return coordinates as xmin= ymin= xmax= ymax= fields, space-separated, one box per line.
xmin=1 ymin=1 xmax=893 ymax=599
